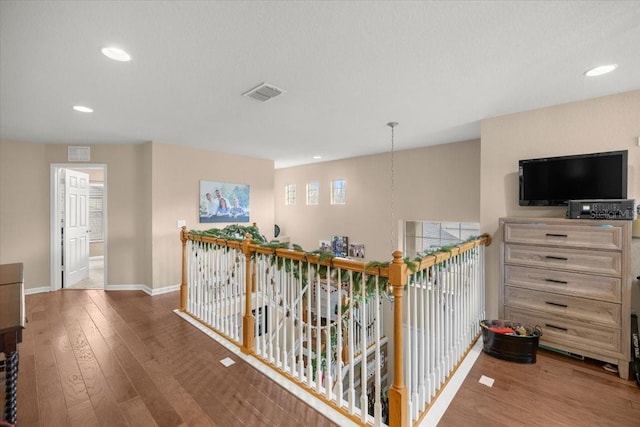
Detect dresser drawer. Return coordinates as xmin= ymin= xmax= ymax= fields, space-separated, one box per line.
xmin=504 ymin=244 xmax=621 ymax=276
xmin=504 ymin=286 xmax=620 ymax=327
xmin=504 ymin=222 xmax=622 ymax=250
xmin=504 ymin=307 xmax=620 ymax=355
xmin=504 ymin=265 xmax=621 ymax=302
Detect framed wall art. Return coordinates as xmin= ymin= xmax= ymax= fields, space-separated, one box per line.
xmin=199 ymin=180 xmax=250 ymax=223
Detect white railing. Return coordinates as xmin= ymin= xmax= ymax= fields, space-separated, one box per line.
xmin=404 ymin=245 xmax=485 ymax=423
xmin=246 ymin=250 xmax=388 ymax=424
xmin=179 ymin=228 xmax=491 ymax=427
xmin=186 ymin=239 xmax=246 ymax=343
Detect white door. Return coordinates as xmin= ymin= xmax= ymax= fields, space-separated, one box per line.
xmin=63 ymin=169 xmax=90 ymax=287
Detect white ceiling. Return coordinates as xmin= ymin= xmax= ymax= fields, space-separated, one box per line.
xmin=1 ymin=1 xmax=639 ymax=169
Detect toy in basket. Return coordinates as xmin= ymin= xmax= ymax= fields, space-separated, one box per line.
xmin=480 ymin=319 xmax=542 ymax=364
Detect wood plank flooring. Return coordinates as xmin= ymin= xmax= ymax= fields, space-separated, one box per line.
xmin=4 ymin=290 xmax=338 ymax=427
xmin=3 ymin=289 xmax=639 ymax=426
xmin=439 ymin=346 xmax=640 ymax=426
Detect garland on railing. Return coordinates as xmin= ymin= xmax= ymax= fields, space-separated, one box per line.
xmin=187 ymin=225 xmax=490 ymax=299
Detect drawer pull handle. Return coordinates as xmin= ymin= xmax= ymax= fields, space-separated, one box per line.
xmin=545 ymin=255 xmax=568 ymax=261
xmin=546 ymin=233 xmax=568 ymax=238
xmin=545 ymin=278 xmax=568 ymax=284
xmin=545 ymin=301 xmax=568 ymax=308
xmin=545 ymin=323 xmax=568 ymax=332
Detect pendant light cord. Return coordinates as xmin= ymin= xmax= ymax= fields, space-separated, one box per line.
xmin=387 ymin=122 xmax=398 ymax=254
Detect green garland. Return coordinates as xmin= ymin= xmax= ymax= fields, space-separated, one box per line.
xmin=188 ymin=225 xmax=488 ymax=299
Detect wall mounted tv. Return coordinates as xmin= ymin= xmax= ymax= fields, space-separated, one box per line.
xmin=519 ymin=150 xmax=628 ymax=206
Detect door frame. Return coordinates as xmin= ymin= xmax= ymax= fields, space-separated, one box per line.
xmin=50 ymin=163 xmax=108 ymax=291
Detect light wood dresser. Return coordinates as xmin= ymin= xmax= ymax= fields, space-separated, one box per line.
xmin=499 ymin=217 xmax=632 ymax=379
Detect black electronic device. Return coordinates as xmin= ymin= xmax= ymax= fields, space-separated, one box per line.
xmin=632 ymin=313 xmax=640 ymax=387
xmin=519 ymin=150 xmax=628 ymax=206
xmin=566 ymin=199 xmax=637 ymax=220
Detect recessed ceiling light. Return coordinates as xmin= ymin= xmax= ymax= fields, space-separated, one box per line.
xmin=101 ymin=46 xmax=131 ymax=62
xmin=73 ymin=105 xmax=93 ymax=113
xmin=313 ymin=155 xmax=322 ymax=160
xmin=584 ymin=64 xmax=617 ymax=77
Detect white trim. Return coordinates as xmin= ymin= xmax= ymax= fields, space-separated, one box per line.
xmin=50 ymin=163 xmax=108 ymax=292
xmin=50 ymin=164 xmax=61 ymax=292
xmin=25 ymin=283 xmax=180 ymax=297
xmin=105 ymin=284 xmax=150 ymax=294
xmin=149 ymin=284 xmax=181 ymax=296
xmin=25 ymin=286 xmax=52 ymax=295
xmin=105 ymin=283 xmax=180 ymax=296
xmin=173 ymin=309 xmax=360 ymax=427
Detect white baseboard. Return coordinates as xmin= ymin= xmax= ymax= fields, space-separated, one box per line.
xmin=24 ymin=283 xmax=180 ymax=296
xmin=25 ymin=286 xmax=52 ymax=295
xmin=105 ymin=284 xmax=147 ymax=293
xmin=149 ymin=284 xmax=181 ymax=295
xmin=105 ymin=283 xmax=180 ymax=296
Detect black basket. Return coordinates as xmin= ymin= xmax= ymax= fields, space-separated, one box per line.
xmin=480 ymin=319 xmax=542 ymax=364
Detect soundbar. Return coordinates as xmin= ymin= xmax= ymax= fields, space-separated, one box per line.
xmin=566 ymin=199 xmax=637 ymax=220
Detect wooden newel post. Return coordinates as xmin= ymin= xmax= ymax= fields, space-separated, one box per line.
xmin=389 ymin=250 xmax=408 ymax=427
xmin=241 ymin=233 xmax=255 ymax=354
xmin=180 ymin=226 xmax=188 ymax=312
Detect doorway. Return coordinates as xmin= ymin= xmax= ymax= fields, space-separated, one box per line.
xmin=50 ymin=164 xmax=107 ymax=290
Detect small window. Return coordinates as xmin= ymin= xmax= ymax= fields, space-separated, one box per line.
xmin=306 ymin=181 xmax=319 ymax=205
xmin=404 ymin=221 xmax=481 ymax=257
xmin=285 ymin=184 xmax=296 ymax=206
xmin=331 ymin=179 xmax=346 ymax=205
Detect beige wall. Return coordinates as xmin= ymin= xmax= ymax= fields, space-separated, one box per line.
xmin=274 ymin=139 xmax=481 ymax=262
xmin=0 ymin=140 xmax=274 ymax=291
xmin=3 ymin=90 xmax=637 ymax=303
xmin=0 ymin=141 xmax=51 ymax=288
xmin=148 ymin=141 xmax=275 ymax=288
xmin=480 ymin=90 xmax=640 ymax=317
xmin=0 ymin=141 xmax=147 ymax=288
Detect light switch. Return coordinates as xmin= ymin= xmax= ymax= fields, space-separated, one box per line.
xmin=177 ymin=219 xmax=186 ymax=228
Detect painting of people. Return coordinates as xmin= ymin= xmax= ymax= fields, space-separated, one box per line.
xmin=199 ymin=180 xmax=250 ymax=223
xmin=331 ymin=235 xmax=348 ymax=257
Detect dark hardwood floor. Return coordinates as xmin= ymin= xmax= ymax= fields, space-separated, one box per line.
xmin=2 ymin=289 xmax=639 ymax=426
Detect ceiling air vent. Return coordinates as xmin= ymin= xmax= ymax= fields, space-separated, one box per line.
xmin=68 ymin=146 xmax=91 ymax=162
xmin=242 ymin=83 xmax=286 ymax=103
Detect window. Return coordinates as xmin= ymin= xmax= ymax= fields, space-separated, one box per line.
xmin=285 ymin=184 xmax=296 ymax=205
xmin=89 ymin=183 xmax=104 ymax=241
xmin=330 ymin=179 xmax=346 ymax=205
xmin=404 ymin=221 xmax=480 ymax=257
xmin=306 ymin=181 xmax=319 ymax=205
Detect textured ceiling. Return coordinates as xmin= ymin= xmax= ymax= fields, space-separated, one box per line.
xmin=1 ymin=1 xmax=639 ymax=168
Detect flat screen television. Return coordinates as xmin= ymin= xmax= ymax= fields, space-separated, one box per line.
xmin=519 ymin=150 xmax=628 ymax=206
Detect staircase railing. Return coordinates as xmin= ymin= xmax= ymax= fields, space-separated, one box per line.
xmin=179 ymin=227 xmax=490 ymax=427
xmin=403 ymin=240 xmax=487 ymax=425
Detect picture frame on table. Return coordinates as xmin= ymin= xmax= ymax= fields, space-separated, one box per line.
xmin=331 ymin=235 xmax=348 ymax=257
